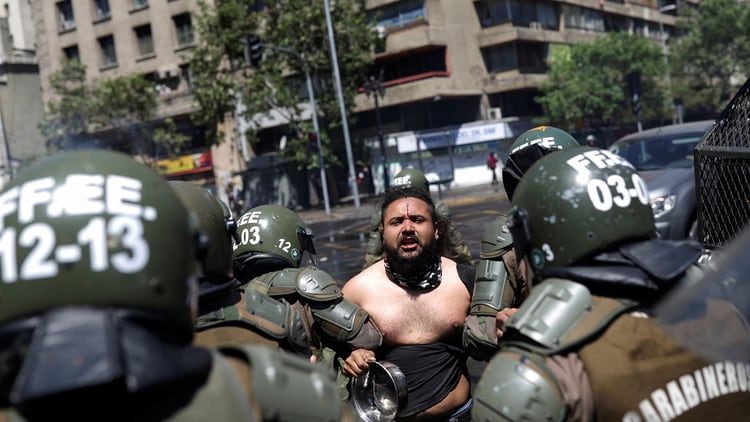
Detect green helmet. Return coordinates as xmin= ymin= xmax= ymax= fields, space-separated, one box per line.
xmin=502 ymin=126 xmax=581 ymax=200
xmin=0 ymin=149 xmax=198 ymax=338
xmin=508 ymin=147 xmax=655 ymax=278
xmin=392 ymin=168 xmax=429 ymax=194
xmin=233 ymin=204 xmax=315 ymax=282
xmin=171 ymin=181 xmax=236 ymax=281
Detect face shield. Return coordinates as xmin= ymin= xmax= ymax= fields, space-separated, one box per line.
xmin=652 ymin=227 xmax=750 ymax=362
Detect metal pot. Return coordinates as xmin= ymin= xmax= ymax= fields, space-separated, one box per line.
xmin=350 ymin=361 xmax=407 ymax=422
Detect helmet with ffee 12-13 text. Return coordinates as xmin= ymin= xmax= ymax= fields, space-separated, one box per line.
xmin=0 ymin=149 xmax=199 ymax=338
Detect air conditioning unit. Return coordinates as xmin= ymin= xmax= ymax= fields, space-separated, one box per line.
xmin=530 ymin=21 xmax=542 ymax=30
xmin=61 ymin=20 xmax=76 ymax=31
xmin=487 ymin=107 xmax=502 ymax=120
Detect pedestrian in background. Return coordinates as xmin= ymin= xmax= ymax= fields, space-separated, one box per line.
xmin=486 ymin=151 xmax=499 ymax=185
xmin=585 ymin=133 xmax=597 ymax=147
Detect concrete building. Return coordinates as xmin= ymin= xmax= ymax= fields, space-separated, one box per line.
xmin=352 ymin=0 xmax=688 ymax=192
xmin=29 ymin=0 xmax=689 ymax=203
xmin=30 ymin=0 xmax=244 ymax=204
xmin=0 ymin=0 xmax=45 ymax=185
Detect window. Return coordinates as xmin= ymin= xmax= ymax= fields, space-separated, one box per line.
xmin=482 ymin=43 xmax=517 ymax=73
xmin=57 ymin=1 xmax=75 ymax=31
xmin=562 ymin=4 xmax=604 ymax=32
xmin=180 ymin=64 xmax=193 ymax=90
xmin=94 ymin=0 xmax=110 ymax=20
xmin=132 ymin=0 xmax=148 ymax=10
xmin=173 ymin=13 xmax=194 ymax=46
xmin=63 ymin=45 xmax=80 ymax=62
xmin=370 ymin=0 xmax=426 ymax=30
xmin=134 ymin=25 xmax=154 ymax=56
xmin=98 ymin=35 xmax=117 ymax=67
xmin=376 ymin=47 xmax=448 ymax=86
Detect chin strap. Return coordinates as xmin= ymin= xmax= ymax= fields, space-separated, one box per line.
xmin=384 ymin=258 xmax=442 ymax=290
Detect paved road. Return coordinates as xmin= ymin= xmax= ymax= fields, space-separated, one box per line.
xmin=298 ymin=183 xmax=512 ymax=392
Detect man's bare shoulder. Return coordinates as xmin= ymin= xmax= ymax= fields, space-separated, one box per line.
xmin=343 ymin=262 xmax=385 ymax=294
xmin=440 ymin=256 xmax=458 ymax=272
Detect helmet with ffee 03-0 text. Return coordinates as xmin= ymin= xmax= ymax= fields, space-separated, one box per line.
xmin=509 ymin=147 xmax=656 ymax=277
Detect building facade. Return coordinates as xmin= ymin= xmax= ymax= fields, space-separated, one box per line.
xmin=0 ymin=0 xmax=45 ymax=185
xmin=31 ymin=0 xmax=246 ymax=204
xmin=29 ymin=0 xmax=690 ymax=204
xmin=352 ymin=0 xmax=688 ymax=192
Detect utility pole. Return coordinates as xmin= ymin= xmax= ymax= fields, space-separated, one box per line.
xmin=658 ymin=1 xmax=678 ymax=124
xmin=324 ymin=0 xmax=360 ymax=207
xmin=364 ymin=72 xmax=389 ymax=191
xmin=243 ymin=33 xmax=331 ymax=214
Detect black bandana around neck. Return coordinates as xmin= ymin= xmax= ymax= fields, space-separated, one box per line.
xmin=384 ymin=258 xmax=442 ymax=290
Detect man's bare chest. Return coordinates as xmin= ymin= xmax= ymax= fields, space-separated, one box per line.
xmin=365 ymin=288 xmax=469 ymax=344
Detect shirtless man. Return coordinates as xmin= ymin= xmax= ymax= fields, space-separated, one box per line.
xmin=342 ymin=186 xmax=475 ymax=421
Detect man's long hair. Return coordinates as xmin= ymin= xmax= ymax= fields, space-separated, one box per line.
xmin=379 ymin=186 xmax=451 ymax=258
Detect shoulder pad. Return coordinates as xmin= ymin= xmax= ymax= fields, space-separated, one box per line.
xmin=247 ymin=267 xmax=342 ymax=302
xmin=472 ymin=349 xmax=566 ymax=422
xmin=480 ymin=214 xmax=514 ymax=259
xmin=294 ymin=267 xmax=342 ymax=301
xmin=196 ymin=290 xmax=310 ymax=354
xmin=506 ymin=278 xmax=635 ymax=353
xmin=368 ymin=209 xmax=382 ymax=231
xmin=218 ymin=344 xmax=351 ymax=422
xmin=435 ymin=201 xmax=452 ymax=221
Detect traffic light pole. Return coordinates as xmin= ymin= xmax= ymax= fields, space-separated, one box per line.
xmin=324 ymin=0 xmax=360 ymax=208
xmin=304 ymin=67 xmax=331 ymax=215
xmin=364 ymin=73 xmax=389 ymax=192
xmin=244 ymin=35 xmax=331 ymax=214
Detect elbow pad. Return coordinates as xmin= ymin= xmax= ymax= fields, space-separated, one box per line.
xmin=472 ymin=348 xmax=567 ymax=422
xmin=313 ymin=299 xmax=383 ymax=350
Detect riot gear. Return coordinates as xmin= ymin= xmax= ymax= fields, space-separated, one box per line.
xmin=509 ymin=147 xmax=655 ymax=277
xmin=233 ymin=204 xmax=316 ymax=282
xmin=392 ymin=167 xmax=430 ymax=193
xmin=171 ymin=181 xmax=235 ymax=282
xmin=502 ymin=125 xmax=581 ymax=200
xmin=0 ymin=149 xmax=198 ymax=338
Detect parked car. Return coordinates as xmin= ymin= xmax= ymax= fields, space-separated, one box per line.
xmin=608 ymin=120 xmax=714 ymax=240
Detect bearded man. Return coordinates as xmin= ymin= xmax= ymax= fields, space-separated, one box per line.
xmin=342 ymin=186 xmax=479 ymax=421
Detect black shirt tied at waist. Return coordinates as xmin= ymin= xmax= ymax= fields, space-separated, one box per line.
xmin=378 ymin=342 xmax=467 ymax=418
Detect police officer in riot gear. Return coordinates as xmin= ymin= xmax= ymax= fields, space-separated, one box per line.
xmin=0 ymin=150 xmax=349 ymax=422
xmin=362 ymin=167 xmax=474 ymax=268
xmin=194 ymin=202 xmax=382 ymax=364
xmin=463 ymin=126 xmax=581 ymax=360
xmin=472 ymin=147 xmax=750 ymax=421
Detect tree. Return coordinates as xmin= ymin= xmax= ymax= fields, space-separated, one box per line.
xmin=537 ymin=32 xmax=668 ymax=129
xmin=188 ymin=0 xmax=376 ymax=173
xmin=40 ymin=59 xmax=189 ymax=164
xmin=669 ymin=0 xmax=750 ymax=117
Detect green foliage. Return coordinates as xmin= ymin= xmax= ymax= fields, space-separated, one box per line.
xmin=670 ymin=0 xmax=750 ymax=116
xmin=189 ymin=0 xmax=376 ymax=170
xmin=40 ymin=59 xmax=189 ymax=162
xmin=537 ymin=32 xmax=667 ymax=128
